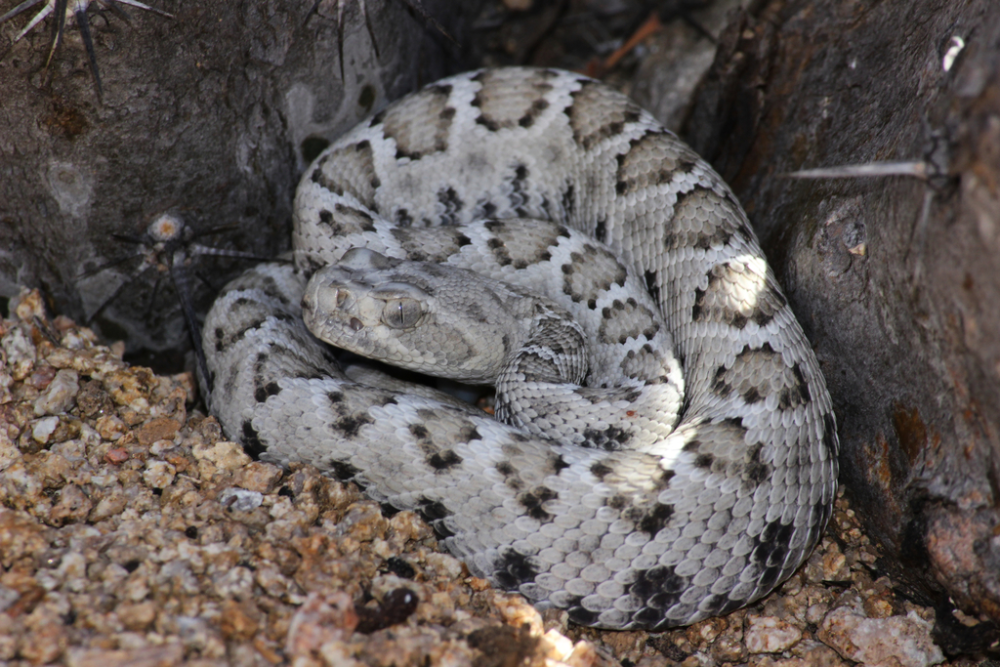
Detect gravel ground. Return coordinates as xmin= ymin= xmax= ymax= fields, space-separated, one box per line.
xmin=0 ymin=288 xmax=977 ymax=666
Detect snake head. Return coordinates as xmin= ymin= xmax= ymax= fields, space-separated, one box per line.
xmin=301 ymin=247 xmax=529 ymax=382
xmin=302 ymin=255 xmax=428 ymax=338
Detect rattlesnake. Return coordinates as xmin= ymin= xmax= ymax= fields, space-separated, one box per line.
xmin=202 ymin=67 xmax=839 ymax=630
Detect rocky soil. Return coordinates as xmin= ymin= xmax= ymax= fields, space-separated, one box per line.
xmin=0 ymin=289 xmax=976 ymax=667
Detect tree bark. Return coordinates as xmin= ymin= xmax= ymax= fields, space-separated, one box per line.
xmin=684 ymin=0 xmax=1000 ymax=652
xmin=0 ymin=0 xmax=474 ymax=364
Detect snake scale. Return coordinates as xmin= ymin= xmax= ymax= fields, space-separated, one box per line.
xmin=202 ymin=67 xmax=839 ymax=630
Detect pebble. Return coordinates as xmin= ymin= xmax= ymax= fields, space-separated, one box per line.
xmin=818 ymin=606 xmax=945 ymax=667
xmin=33 ymin=369 xmax=79 ymax=416
xmin=0 ymin=289 xmax=969 ymax=667
xmin=744 ymin=615 xmax=802 ymax=654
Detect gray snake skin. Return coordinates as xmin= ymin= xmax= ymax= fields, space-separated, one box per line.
xmin=202 ymin=67 xmax=839 ymax=630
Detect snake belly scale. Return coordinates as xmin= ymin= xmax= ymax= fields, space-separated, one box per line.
xmin=203 ymin=67 xmax=839 ymax=630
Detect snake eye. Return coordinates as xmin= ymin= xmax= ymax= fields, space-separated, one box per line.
xmin=382 ymin=298 xmax=422 ymax=329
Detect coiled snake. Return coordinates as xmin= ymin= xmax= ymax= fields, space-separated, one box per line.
xmin=203 ymin=67 xmax=839 ymax=630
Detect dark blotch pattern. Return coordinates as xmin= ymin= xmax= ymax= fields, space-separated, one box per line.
xmin=692 ymin=263 xmax=788 ymax=329
xmin=823 ymin=413 xmax=839 ymax=456
xmin=561 ymin=243 xmax=628 ymax=306
xmin=590 ymin=461 xmax=613 ymax=480
xmin=493 ymin=549 xmax=539 ymax=589
xmin=614 ymin=130 xmax=702 ymax=196
xmin=550 ymin=455 xmax=570 ymax=473
xmin=567 ymin=605 xmax=601 ymax=626
xmin=629 ymin=565 xmax=686 ymax=616
xmin=241 ymin=421 xmax=266 ymax=459
xmin=744 ymin=443 xmax=770 ymax=486
xmin=749 ymin=520 xmax=795 ymax=592
xmin=254 ymin=381 xmax=281 ymax=403
xmin=712 ymin=343 xmax=812 ymax=412
xmin=328 ymin=459 xmax=361 ymax=482
xmin=644 ymin=269 xmax=660 ymax=305
xmin=437 ymin=186 xmax=464 ymax=225
xmin=518 ymin=486 xmax=558 ymax=522
xmin=509 ymin=164 xmax=530 ymax=215
xmin=483 ymin=218 xmax=564 ymax=269
xmin=598 ymin=297 xmax=660 ymax=345
xmin=561 ymin=184 xmax=575 ymax=218
xmin=567 ymin=80 xmax=643 ymax=149
xmin=627 ymin=502 xmax=674 ymax=535
xmin=310 ymin=140 xmax=379 ymax=209
xmin=416 ymin=497 xmax=454 ymax=539
xmin=582 ymin=424 xmax=632 ymax=450
xmin=594 ymin=218 xmax=607 ymax=243
xmin=380 ymin=84 xmax=454 ymax=160
xmin=472 ymin=69 xmax=556 ymax=132
xmin=428 ymin=449 xmax=463 ymax=470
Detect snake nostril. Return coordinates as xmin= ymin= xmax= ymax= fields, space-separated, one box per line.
xmin=301 ymin=293 xmax=313 ymax=310
xmin=336 ymin=289 xmax=348 ymax=308
xmin=349 ymin=317 xmax=364 ymax=331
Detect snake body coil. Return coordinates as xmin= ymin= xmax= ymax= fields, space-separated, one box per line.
xmin=203 ymin=67 xmax=839 ymax=630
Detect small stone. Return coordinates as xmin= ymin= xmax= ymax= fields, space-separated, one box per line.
xmin=388 ymin=510 xmax=434 ymax=545
xmin=219 ymin=599 xmax=261 ymax=640
xmin=31 ymin=415 xmax=61 ymax=444
xmin=95 ymin=415 xmax=126 ymax=440
xmin=142 ymin=460 xmax=176 ymax=489
xmin=0 ymin=508 xmax=50 ymax=565
xmin=318 ymin=640 xmax=364 ymax=667
xmin=76 ymin=379 xmax=113 ymax=417
xmin=104 ymin=447 xmax=130 ymax=464
xmin=89 ymin=489 xmax=128 ymax=522
xmin=117 ymin=600 xmax=158 ymax=631
xmin=192 ymin=440 xmax=252 ymax=473
xmin=213 ymin=566 xmax=255 ymax=600
xmin=711 ymin=628 xmax=749 ymax=663
xmin=286 ymin=592 xmax=358 ymax=658
xmin=424 ymin=551 xmax=464 ymax=580
xmin=817 ymin=607 xmax=944 ymax=667
xmin=28 ymin=363 xmax=57 ymax=390
xmin=219 ymin=488 xmax=263 ymax=512
xmin=33 ymin=368 xmax=80 ymax=416
xmin=745 ymin=615 xmax=803 ymax=653
xmin=806 ymin=602 xmax=830 ymax=625
xmin=821 ymin=547 xmax=849 ymax=580
xmin=790 ymin=639 xmax=845 ymax=667
xmin=102 ymin=368 xmax=153 ymax=413
xmin=19 ymin=622 xmax=68 ymax=664
xmin=338 ymin=502 xmax=389 ymax=543
xmin=2 ymin=323 xmax=36 ymax=381
xmin=540 ymin=628 xmax=574 ymax=661
xmin=49 ymin=484 xmax=93 ymax=526
xmin=13 ymin=288 xmax=46 ymax=321
xmin=237 ymin=460 xmax=284 ymax=493
xmin=134 ymin=417 xmax=181 ymax=446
